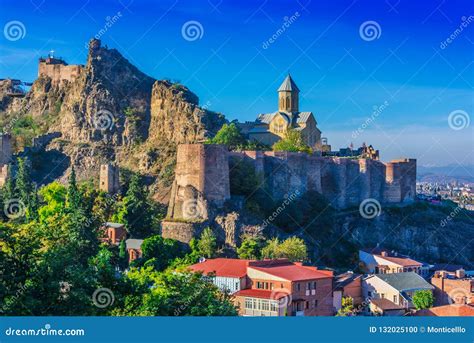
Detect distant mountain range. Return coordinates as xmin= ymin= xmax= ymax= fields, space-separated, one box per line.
xmin=418 ymin=164 xmax=474 ymax=183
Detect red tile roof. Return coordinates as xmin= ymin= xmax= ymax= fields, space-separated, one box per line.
xmin=249 ymin=262 xmax=333 ymax=281
xmin=189 ymin=258 xmax=250 ymax=278
xmin=415 ymin=304 xmax=474 ymax=317
xmin=234 ymin=288 xmax=289 ymax=300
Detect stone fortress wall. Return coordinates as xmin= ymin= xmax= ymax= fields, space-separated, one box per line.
xmin=162 ymin=144 xmax=416 ymax=243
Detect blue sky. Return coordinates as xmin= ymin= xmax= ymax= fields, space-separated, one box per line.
xmin=1 ymin=0 xmax=473 ymax=167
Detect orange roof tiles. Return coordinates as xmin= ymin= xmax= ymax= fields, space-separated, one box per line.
xmin=189 ymin=258 xmax=251 ymax=278
xmin=249 ymin=262 xmax=333 ymax=281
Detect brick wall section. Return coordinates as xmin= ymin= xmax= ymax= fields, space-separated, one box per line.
xmin=431 ymin=276 xmax=474 ymax=306
xmin=99 ymin=164 xmax=120 ymax=194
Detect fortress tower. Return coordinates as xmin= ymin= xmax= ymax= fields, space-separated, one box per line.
xmin=278 ymin=74 xmax=299 ymax=113
xmin=99 ymin=164 xmax=120 ymax=194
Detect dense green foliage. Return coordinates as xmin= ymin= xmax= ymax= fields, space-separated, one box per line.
xmin=261 ymin=237 xmax=307 ymax=262
xmin=412 ymin=290 xmax=434 ymax=310
xmin=207 ymin=122 xmax=270 ymax=151
xmin=237 ymin=236 xmax=262 ymax=259
xmin=0 ymin=164 xmax=236 ymax=316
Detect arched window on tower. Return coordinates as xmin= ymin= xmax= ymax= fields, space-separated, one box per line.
xmin=286 ymin=96 xmax=290 ymax=111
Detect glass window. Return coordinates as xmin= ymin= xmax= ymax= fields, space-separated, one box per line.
xmin=314 ymin=300 xmax=318 ymax=308
xmin=393 ymin=295 xmax=397 ymax=304
xmin=261 ymin=300 xmax=270 ymax=311
xmin=245 ymin=298 xmax=252 ymax=309
xmin=297 ymin=283 xmax=300 ymax=291
xmin=270 ymin=301 xmax=278 ymax=312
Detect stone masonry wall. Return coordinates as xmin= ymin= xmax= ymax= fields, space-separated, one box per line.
xmin=162 ymin=144 xmax=416 ymax=243
xmin=38 ymin=60 xmax=83 ymax=85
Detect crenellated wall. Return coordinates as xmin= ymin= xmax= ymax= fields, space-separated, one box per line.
xmin=162 ymin=144 xmax=416 ymax=243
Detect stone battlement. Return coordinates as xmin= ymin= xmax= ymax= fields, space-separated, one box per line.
xmin=38 ymin=57 xmax=83 ymax=85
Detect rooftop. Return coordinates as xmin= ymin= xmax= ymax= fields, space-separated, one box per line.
xmin=126 ymin=239 xmax=143 ymax=250
xmin=361 ymin=248 xmax=422 ymax=267
xmin=373 ymin=272 xmax=434 ymax=292
xmin=189 ymin=258 xmax=250 ymax=278
xmin=249 ymin=261 xmax=333 ymax=282
xmin=277 ymin=74 xmax=300 ymax=92
xmin=334 ymin=272 xmax=362 ymax=290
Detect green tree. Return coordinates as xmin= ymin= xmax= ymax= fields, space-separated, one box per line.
xmin=66 ymin=167 xmax=82 ymax=210
xmin=113 ymin=267 xmax=238 ymax=316
xmin=197 ymin=227 xmax=216 ymax=258
xmin=15 ymin=157 xmax=37 ymax=220
xmin=278 ymin=237 xmax=307 ymax=262
xmin=208 ymin=123 xmax=246 ymax=150
xmin=412 ymin=290 xmax=434 ymax=310
xmin=272 ymin=129 xmax=312 ymax=153
xmin=261 ymin=237 xmax=307 ymax=262
xmin=261 ymin=237 xmax=280 ymax=259
xmin=336 ymin=296 xmax=355 ymax=316
xmin=237 ymin=236 xmax=261 ymax=259
xmin=119 ymin=239 xmax=128 ymax=269
xmin=140 ymin=235 xmax=181 ymax=271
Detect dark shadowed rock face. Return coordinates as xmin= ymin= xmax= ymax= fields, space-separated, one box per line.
xmin=0 ymin=39 xmax=226 ymax=190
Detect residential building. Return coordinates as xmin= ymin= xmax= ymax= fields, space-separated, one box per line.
xmin=100 ymin=222 xmax=127 ymax=245
xmin=125 ymin=239 xmax=143 ymax=263
xmin=431 ymin=269 xmax=474 ymax=306
xmin=190 ymin=258 xmax=334 ymax=316
xmin=189 ymin=258 xmax=250 ymax=294
xmin=362 ymin=272 xmax=434 ymax=313
xmin=359 ymin=248 xmax=429 ymax=277
xmin=333 ymin=272 xmax=363 ymax=312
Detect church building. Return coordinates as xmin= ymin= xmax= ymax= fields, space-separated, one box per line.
xmin=240 ymin=75 xmax=322 ymax=148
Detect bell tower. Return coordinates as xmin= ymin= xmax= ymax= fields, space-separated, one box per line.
xmin=278 ymin=74 xmax=299 ymax=113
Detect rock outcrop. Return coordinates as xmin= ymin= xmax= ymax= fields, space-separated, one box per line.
xmin=0 ymin=38 xmax=226 ymax=193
